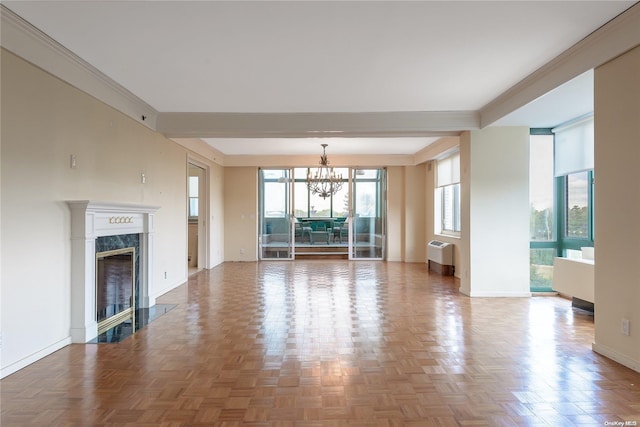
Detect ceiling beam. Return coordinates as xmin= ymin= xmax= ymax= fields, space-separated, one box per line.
xmin=480 ymin=2 xmax=640 ymax=128
xmin=156 ymin=111 xmax=477 ymax=139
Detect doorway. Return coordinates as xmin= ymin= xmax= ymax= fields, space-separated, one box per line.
xmin=258 ymin=167 xmax=386 ymax=260
xmin=350 ymin=168 xmax=386 ymax=259
xmin=188 ymin=162 xmax=208 ymax=274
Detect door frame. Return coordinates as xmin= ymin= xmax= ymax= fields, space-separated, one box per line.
xmin=258 ymin=168 xmax=294 ymax=260
xmin=187 ymin=157 xmax=210 ymax=270
xmin=349 ymin=168 xmax=387 ymax=260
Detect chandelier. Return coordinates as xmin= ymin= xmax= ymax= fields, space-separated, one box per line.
xmin=306 ymin=144 xmax=343 ymax=199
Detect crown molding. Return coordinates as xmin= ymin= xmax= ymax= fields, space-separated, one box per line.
xmin=157 ymin=111 xmax=476 ymax=139
xmin=480 ymin=2 xmax=640 ymax=128
xmin=172 ymin=138 xmax=226 ymax=166
xmin=414 ymin=136 xmax=460 ymax=165
xmin=0 ymin=5 xmax=158 ymax=130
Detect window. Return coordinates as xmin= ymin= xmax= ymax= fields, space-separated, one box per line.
xmin=529 ymin=131 xmax=556 ymax=291
xmin=188 ymin=176 xmax=199 ymax=218
xmin=435 ymin=152 xmax=461 ymax=234
xmin=529 ymin=134 xmax=555 ymax=242
xmin=293 ymin=180 xmax=308 ymax=217
xmin=529 ymin=117 xmax=595 ymax=291
xmin=262 ymin=169 xmax=289 ymax=218
xmin=441 ymin=183 xmax=460 ymax=232
xmin=293 ymin=167 xmax=348 ymax=218
xmin=331 ymin=183 xmax=349 ymax=218
xmin=565 ymin=171 xmax=590 ymax=239
xmin=553 ymin=115 xmax=595 ymax=251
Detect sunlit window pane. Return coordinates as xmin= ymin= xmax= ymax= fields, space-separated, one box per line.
xmin=263 ymin=169 xmax=286 ymax=180
xmin=294 ymin=182 xmax=308 ymax=217
xmin=441 ymin=184 xmax=460 ymax=232
xmin=189 ymin=198 xmax=198 ymax=217
xmin=332 ymin=184 xmax=349 ymax=218
xmin=530 ymin=134 xmax=555 ymax=241
xmin=264 ymin=182 xmax=286 ymax=217
xmin=566 ymin=171 xmax=589 ymax=238
xmin=188 ymin=176 xmax=199 ymax=198
xmin=530 ymin=248 xmax=554 ymax=290
xmin=309 ymin=192 xmax=331 ymax=217
xmin=355 ymin=182 xmax=376 ymax=217
xmin=188 ymin=176 xmax=199 ymax=218
xmin=354 ymin=169 xmax=378 ymax=179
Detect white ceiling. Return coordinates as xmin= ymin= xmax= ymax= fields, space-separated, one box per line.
xmin=203 ymin=136 xmax=441 ymax=156
xmin=2 ymin=1 xmax=637 ymax=156
xmin=494 ymin=69 xmax=594 ymax=128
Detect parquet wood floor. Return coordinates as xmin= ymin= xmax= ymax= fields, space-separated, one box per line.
xmin=2 ymin=261 xmax=639 ymax=426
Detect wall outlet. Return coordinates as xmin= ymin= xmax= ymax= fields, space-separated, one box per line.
xmin=164 ymin=271 xmax=167 ymax=280
xmin=621 ymin=318 xmax=631 ymax=336
xmin=240 ymin=248 xmax=246 ymax=255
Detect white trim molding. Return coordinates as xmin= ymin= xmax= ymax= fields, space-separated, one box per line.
xmin=66 ymin=200 xmax=160 ymax=343
xmin=465 ymin=291 xmax=532 ymax=298
xmin=0 ymin=5 xmax=158 ymax=130
xmin=0 ymin=337 xmax=71 ymax=379
xmin=592 ymin=342 xmax=640 ymax=373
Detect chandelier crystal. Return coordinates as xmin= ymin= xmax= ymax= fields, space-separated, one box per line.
xmin=306 ymin=144 xmax=343 ymax=199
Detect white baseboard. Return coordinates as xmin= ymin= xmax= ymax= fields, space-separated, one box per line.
xmin=1 ymin=336 xmax=72 ymax=379
xmin=592 ymin=342 xmax=640 ymax=373
xmin=468 ymin=291 xmax=532 ymax=297
xmin=150 ymin=276 xmax=188 ymax=303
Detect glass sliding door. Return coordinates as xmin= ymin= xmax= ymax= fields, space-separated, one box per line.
xmin=350 ymin=168 xmax=386 ymax=259
xmin=259 ymin=169 xmax=294 ymax=260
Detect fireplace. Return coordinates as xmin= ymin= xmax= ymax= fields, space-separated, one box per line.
xmin=96 ymin=247 xmax=135 ymax=334
xmin=67 ymin=201 xmax=159 ymax=342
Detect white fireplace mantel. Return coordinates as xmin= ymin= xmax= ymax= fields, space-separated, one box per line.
xmin=67 ymin=200 xmax=160 ymax=343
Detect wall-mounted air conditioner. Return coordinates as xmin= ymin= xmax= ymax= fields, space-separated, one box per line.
xmin=427 ymin=240 xmax=454 ymax=275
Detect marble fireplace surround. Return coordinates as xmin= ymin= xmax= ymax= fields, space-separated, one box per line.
xmin=67 ymin=201 xmax=159 ymax=343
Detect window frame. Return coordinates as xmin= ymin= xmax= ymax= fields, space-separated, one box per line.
xmin=435 ymin=152 xmax=461 ymax=237
xmin=529 ymin=128 xmax=594 ymax=291
xmin=558 ymin=170 xmax=595 ymax=254
xmin=438 ymin=183 xmax=461 ymax=234
xmin=188 ymin=175 xmax=199 ymax=221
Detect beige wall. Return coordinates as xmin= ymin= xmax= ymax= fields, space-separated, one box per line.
xmin=462 ymin=127 xmax=531 ymax=297
xmin=224 ymin=167 xmax=258 ymax=261
xmin=386 ymin=166 xmax=429 ymax=263
xmin=0 ymin=50 xmax=224 ymax=377
xmin=386 ymin=167 xmax=404 ymax=261
xmin=209 ymin=161 xmax=225 ymax=265
xmin=593 ymin=45 xmax=640 ymax=371
xmin=459 ymin=132 xmax=472 ymax=293
xmin=403 ymin=164 xmax=427 ymax=263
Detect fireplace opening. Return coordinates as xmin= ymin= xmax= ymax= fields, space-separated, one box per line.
xmin=96 ymin=247 xmax=135 ymax=335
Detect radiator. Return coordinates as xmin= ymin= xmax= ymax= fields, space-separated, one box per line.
xmin=427 ymin=240 xmax=454 ymax=275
